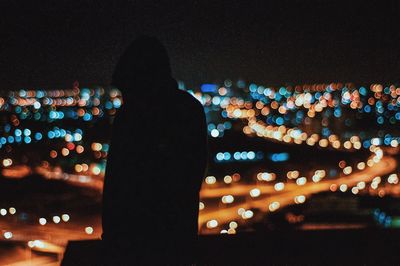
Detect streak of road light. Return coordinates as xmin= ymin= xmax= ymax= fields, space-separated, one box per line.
xmin=198 ymin=156 xmax=397 ymax=230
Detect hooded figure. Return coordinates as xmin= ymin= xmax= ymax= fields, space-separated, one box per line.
xmin=102 ymin=36 xmax=207 ymax=265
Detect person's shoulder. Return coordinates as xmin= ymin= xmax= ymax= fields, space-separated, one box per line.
xmin=175 ymin=89 xmax=204 ymax=114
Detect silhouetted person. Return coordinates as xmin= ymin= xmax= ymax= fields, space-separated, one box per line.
xmin=101 ymin=36 xmax=207 ymax=265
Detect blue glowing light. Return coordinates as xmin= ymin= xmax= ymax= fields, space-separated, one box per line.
xmin=49 ymin=111 xmax=57 ymax=119
xmin=48 ymin=131 xmax=55 ymax=139
xmin=247 ymin=151 xmax=256 ymax=160
xmin=7 ymin=136 xmax=14 ymax=143
xmin=35 ymin=132 xmax=42 ymax=140
xmin=269 ymin=153 xmax=289 ymax=162
xmin=275 ymin=117 xmax=284 ymax=125
xmin=15 ymin=129 xmax=22 ymax=137
xmin=359 ymin=87 xmax=367 ymax=96
xmin=105 ymin=101 xmax=113 ymax=109
xmin=223 ymin=152 xmax=231 ymax=160
xmin=4 ymin=124 xmax=11 ymax=133
xmin=249 ymin=84 xmax=257 ymax=92
xmin=23 ymin=129 xmax=31 ymax=136
xmin=113 ymin=99 xmax=122 ymax=108
xmin=83 ymin=113 xmax=92 ymax=121
xmin=215 ymin=152 xmax=224 ymax=161
xmin=201 ymin=84 xmax=218 ymax=93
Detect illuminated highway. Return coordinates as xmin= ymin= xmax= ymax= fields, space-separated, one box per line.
xmin=199 ymin=155 xmax=397 ymax=230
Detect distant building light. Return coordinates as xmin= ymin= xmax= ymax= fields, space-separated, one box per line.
xmin=201 ymin=84 xmax=218 ymax=93
xmin=269 ymin=152 xmax=289 ymax=162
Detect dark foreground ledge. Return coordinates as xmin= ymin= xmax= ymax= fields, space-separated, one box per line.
xmin=62 ymin=229 xmax=400 ymax=265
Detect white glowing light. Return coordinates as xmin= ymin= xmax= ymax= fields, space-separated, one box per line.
xmin=39 ymin=218 xmax=47 ymax=225
xmin=62 ymin=214 xmax=70 ymax=222
xmin=53 ymin=216 xmax=61 ymax=224
xmin=249 ymin=188 xmax=261 ymax=198
xmin=4 ymin=232 xmax=12 ymax=239
xmin=85 ymin=226 xmax=94 ymax=235
xmin=274 ymin=182 xmax=285 ymax=191
xmin=206 ymin=220 xmax=218 ymax=229
xmin=269 ymin=201 xmax=280 ymax=212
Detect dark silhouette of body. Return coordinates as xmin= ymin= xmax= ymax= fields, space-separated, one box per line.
xmin=101 ymin=36 xmax=207 ymax=265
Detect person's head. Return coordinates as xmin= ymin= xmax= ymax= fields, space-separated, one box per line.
xmin=112 ymin=36 xmax=173 ymax=95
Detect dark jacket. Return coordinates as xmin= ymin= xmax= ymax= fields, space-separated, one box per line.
xmin=101 ymin=36 xmax=207 ymax=264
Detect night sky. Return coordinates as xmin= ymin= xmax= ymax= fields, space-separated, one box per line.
xmin=1 ymin=1 xmax=400 ymax=90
